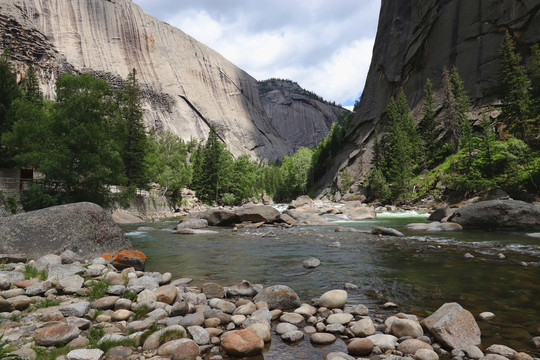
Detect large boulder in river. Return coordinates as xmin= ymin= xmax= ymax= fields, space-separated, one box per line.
xmin=421 ymin=302 xmax=481 ymax=350
xmin=0 ymin=202 xmax=132 ymax=260
xmin=448 ymin=200 xmax=540 ymax=231
xmin=234 ymin=205 xmax=280 ymax=223
xmin=340 ymin=201 xmax=376 ymax=220
xmin=290 ymin=195 xmax=313 ymax=208
xmin=284 ymin=209 xmax=331 ymax=226
xmin=183 ymin=208 xmax=238 ymax=226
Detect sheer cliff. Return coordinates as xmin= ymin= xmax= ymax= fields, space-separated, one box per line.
xmin=259 ymin=79 xmax=348 ymax=152
xmin=0 ymin=0 xmax=290 ymax=160
xmin=321 ymin=0 xmax=540 ymax=195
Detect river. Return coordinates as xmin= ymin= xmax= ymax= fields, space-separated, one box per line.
xmin=123 ymin=211 xmax=540 ymax=358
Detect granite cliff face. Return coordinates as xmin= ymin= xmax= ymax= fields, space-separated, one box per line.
xmin=322 ymin=0 xmax=540 ymax=194
xmin=259 ymin=79 xmax=348 ymax=152
xmin=0 ymin=0 xmax=290 ymax=160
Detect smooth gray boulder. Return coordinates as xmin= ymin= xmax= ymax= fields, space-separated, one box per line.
xmin=284 ymin=209 xmax=331 ymax=226
xmin=0 ymin=202 xmax=132 ymax=259
xmin=421 ymin=302 xmax=481 ymax=350
xmin=448 ymin=200 xmax=540 ymax=231
xmin=183 ymin=208 xmax=238 ymax=226
xmin=234 ymin=204 xmax=281 ymax=223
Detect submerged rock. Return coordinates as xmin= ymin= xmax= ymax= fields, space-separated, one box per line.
xmin=371 ymin=226 xmax=404 ymax=237
xmin=303 ymin=257 xmax=321 ymax=268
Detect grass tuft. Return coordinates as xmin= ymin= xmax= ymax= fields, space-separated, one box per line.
xmin=33 ymin=299 xmax=60 ymax=309
xmin=88 ymin=278 xmax=110 ymax=300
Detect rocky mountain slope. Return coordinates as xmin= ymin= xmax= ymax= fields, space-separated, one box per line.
xmin=259 ymin=79 xmax=348 ymax=152
xmin=0 ymin=0 xmax=290 ymax=160
xmin=321 ymin=0 xmax=540 ymax=194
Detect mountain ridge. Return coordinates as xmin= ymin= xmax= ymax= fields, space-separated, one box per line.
xmin=0 ymin=0 xmax=291 ymax=160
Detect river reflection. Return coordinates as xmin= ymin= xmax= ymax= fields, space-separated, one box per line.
xmin=124 ymin=211 xmax=540 ymax=358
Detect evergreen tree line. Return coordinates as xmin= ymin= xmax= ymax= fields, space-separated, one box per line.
xmin=367 ymin=32 xmax=540 ymax=203
xmin=0 ymin=50 xmax=353 ymax=208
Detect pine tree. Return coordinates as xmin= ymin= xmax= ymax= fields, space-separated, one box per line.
xmin=441 ymin=67 xmax=461 ymax=152
xmin=119 ymin=68 xmax=149 ymax=189
xmin=20 ymin=65 xmax=42 ymax=105
xmin=0 ymin=49 xmax=20 ymax=167
xmin=450 ymin=67 xmax=475 ymax=170
xmin=198 ymin=126 xmax=230 ymax=204
xmin=499 ymin=31 xmax=532 ymax=139
xmin=419 ymin=78 xmax=438 ymax=168
xmin=382 ymin=90 xmax=420 ymax=195
xmin=370 ymin=129 xmax=383 ymax=169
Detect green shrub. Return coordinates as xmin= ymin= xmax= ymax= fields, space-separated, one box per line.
xmin=33 ymin=299 xmax=60 ymax=309
xmin=88 ymin=278 xmax=110 ymax=300
xmin=0 ymin=335 xmax=22 ymax=359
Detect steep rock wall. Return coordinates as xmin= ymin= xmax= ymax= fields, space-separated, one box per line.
xmin=322 ymin=0 xmax=540 ymax=194
xmin=0 ymin=0 xmax=290 ymax=160
xmin=259 ymin=79 xmax=348 ymax=152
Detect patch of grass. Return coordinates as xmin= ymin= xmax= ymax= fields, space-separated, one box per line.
xmin=159 ymin=329 xmax=185 ymax=343
xmin=87 ymin=327 xmax=105 ymax=348
xmin=8 ymin=314 xmax=22 ymax=323
xmin=96 ymin=338 xmax=137 ymax=353
xmin=123 ymin=272 xmax=129 ymax=286
xmin=0 ymin=335 xmax=22 ymax=359
xmin=121 ymin=291 xmax=137 ymax=302
xmin=32 ymin=346 xmax=70 ymax=360
xmin=33 ymin=299 xmax=60 ymax=309
xmin=139 ymin=324 xmax=159 ymax=344
xmin=132 ymin=304 xmax=150 ymax=320
xmin=24 ymin=264 xmax=38 ymax=280
xmin=39 ymin=270 xmax=47 ymax=281
xmin=88 ymin=278 xmax=110 ymax=300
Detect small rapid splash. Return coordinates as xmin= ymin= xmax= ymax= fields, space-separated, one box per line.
xmin=376 ymin=210 xmax=429 ymax=218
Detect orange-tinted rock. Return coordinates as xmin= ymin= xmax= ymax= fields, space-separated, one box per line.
xmin=35 ymin=324 xmax=81 ymax=346
xmin=102 ymin=250 xmax=146 ymax=271
xmin=221 ymin=329 xmax=264 ymax=357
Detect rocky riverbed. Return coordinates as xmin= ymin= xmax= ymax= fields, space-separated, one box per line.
xmin=0 ymin=251 xmax=539 ymax=360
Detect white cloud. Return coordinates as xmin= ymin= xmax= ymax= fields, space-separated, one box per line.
xmin=133 ymin=1 xmax=380 ymax=105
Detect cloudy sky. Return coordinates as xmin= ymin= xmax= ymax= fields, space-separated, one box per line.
xmin=131 ymin=0 xmax=381 ymax=109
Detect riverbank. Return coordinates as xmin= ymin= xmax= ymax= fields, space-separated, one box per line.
xmin=0 ymin=252 xmax=538 ymax=360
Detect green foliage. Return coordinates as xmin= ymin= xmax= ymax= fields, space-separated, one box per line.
xmin=145 ymin=130 xmax=191 ymax=205
xmin=376 ymin=90 xmax=422 ymax=199
xmin=194 ymin=126 xmax=232 ymax=204
xmin=0 ymin=335 xmax=22 ymax=359
xmin=0 ymin=50 xmax=20 ymax=167
xmin=311 ymin=122 xmax=347 ymax=182
xmin=32 ymin=346 xmax=70 ymax=360
xmin=119 ymin=68 xmax=150 ymax=189
xmin=340 ymin=167 xmax=354 ymax=192
xmin=24 ymin=264 xmax=38 ymax=280
xmin=132 ymin=304 xmax=150 ymax=320
xmin=0 ymin=193 xmax=18 ymax=214
xmin=122 ymin=291 xmax=138 ymax=302
xmin=33 ymin=298 xmax=60 ymax=309
xmin=220 ymin=193 xmax=237 ymax=206
xmin=159 ymin=329 xmax=185 ymax=343
xmin=278 ymin=147 xmax=313 ymax=201
xmin=88 ymin=278 xmax=110 ymax=300
xmin=499 ymin=31 xmax=533 ymax=140
xmin=96 ymin=338 xmax=137 ymax=353
xmin=87 ymin=327 xmax=105 ymax=348
xmin=3 ymin=73 xmax=127 ymax=207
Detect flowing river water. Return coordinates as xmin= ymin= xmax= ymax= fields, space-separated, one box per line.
xmin=123 ymin=211 xmax=540 ymax=359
